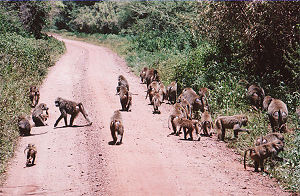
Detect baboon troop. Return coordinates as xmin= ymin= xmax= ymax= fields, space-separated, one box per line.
xmin=18 ymin=115 xmax=31 ymax=136
xmin=215 ymin=115 xmax=249 ymax=141
xmin=247 ymin=84 xmax=265 ymax=110
xmin=32 ymin=103 xmax=49 ymax=127
xmin=24 ymin=144 xmax=37 ymax=167
xmin=29 ymin=86 xmax=40 ymax=108
xmin=110 ymin=110 xmax=124 ymax=145
xmin=54 ymin=97 xmax=92 ymax=127
xmin=119 ymin=85 xmax=132 ymax=112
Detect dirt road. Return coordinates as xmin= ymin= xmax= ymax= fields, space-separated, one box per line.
xmin=0 ymin=36 xmax=288 ymax=196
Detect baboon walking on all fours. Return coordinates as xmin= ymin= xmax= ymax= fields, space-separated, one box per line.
xmin=54 ymin=97 xmax=92 ymax=127
xmin=110 ymin=110 xmax=124 ymax=145
xmin=215 ymin=114 xmax=249 ymax=141
xmin=266 ymin=99 xmax=288 ymax=133
xmin=177 ymin=118 xmax=201 ymax=141
xmin=18 ymin=115 xmax=31 ymax=136
xmin=168 ymin=103 xmax=188 ymax=135
xmin=119 ymin=85 xmax=132 ymax=112
xmin=32 ymin=103 xmax=49 ymax=127
xmin=29 ymin=86 xmax=40 ymax=108
xmin=200 ymin=111 xmax=214 ymax=137
xmin=24 ymin=144 xmax=37 ymax=167
xmin=244 ymin=139 xmax=284 ymax=172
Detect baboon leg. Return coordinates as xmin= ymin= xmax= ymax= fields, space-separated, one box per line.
xmin=117 ymin=134 xmax=122 ymax=145
xmin=221 ymin=127 xmax=226 ymax=141
xmin=69 ymin=114 xmax=76 ymax=127
xmin=254 ymin=161 xmax=259 ymax=172
xmin=189 ymin=128 xmax=193 ymax=141
xmin=54 ymin=114 xmax=67 ymax=127
xmin=32 ymin=154 xmax=36 ymax=165
xmin=268 ymin=115 xmax=276 ymax=132
xmin=233 ymin=124 xmax=249 ymax=138
xmin=171 ymin=120 xmax=177 ymax=135
xmin=183 ymin=128 xmax=187 ymax=140
xmin=259 ymin=159 xmax=264 ymax=172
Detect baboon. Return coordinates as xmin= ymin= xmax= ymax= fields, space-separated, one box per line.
xmin=263 ymin=96 xmax=273 ymax=111
xmin=140 ymin=67 xmax=148 ymax=84
xmin=244 ymin=139 xmax=284 ymax=172
xmin=110 ymin=110 xmax=124 ymax=145
xmin=215 ymin=114 xmax=249 ymax=141
xmin=54 ymin=97 xmax=92 ymax=127
xmin=255 ymin=132 xmax=284 ymax=146
xmin=116 ymin=75 xmax=129 ymax=94
xmin=247 ymin=84 xmax=265 ymax=110
xmin=152 ymin=92 xmax=162 ymax=114
xmin=159 ymin=83 xmax=167 ymax=102
xmin=267 ymin=99 xmax=288 ymax=133
xmin=296 ymin=106 xmax=300 ymax=120
xmin=198 ymin=87 xmax=209 ymax=97
xmin=29 ymin=86 xmax=40 ymax=108
xmin=180 ymin=98 xmax=192 ymax=120
xmin=145 ymin=68 xmax=159 ymax=88
xmin=32 ymin=103 xmax=49 ymax=127
xmin=119 ymin=85 xmax=132 ymax=112
xmin=18 ymin=116 xmax=31 ymax=136
xmin=178 ymin=88 xmax=206 ymax=117
xmin=146 ymin=81 xmax=160 ymax=104
xmin=168 ymin=103 xmax=188 ymax=135
xmin=198 ymin=87 xmax=210 ymax=112
xmin=24 ymin=144 xmax=37 ymax=166
xmin=200 ymin=111 xmax=214 ymax=136
xmin=166 ymin=81 xmax=177 ymax=104
xmin=177 ymin=118 xmax=201 ymax=141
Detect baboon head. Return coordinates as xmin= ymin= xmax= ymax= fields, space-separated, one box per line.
xmin=241 ymin=115 xmax=248 ymax=126
xmin=55 ymin=97 xmax=62 ymax=107
xmin=39 ymin=103 xmax=49 ymax=111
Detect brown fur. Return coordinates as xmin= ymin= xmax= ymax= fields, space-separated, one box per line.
xmin=29 ymin=86 xmax=40 ymax=108
xmin=18 ymin=116 xmax=31 ymax=136
xmin=168 ymin=103 xmax=187 ymax=135
xmin=178 ymin=88 xmax=206 ymax=117
xmin=32 ymin=103 xmax=49 ymax=127
xmin=267 ymin=99 xmax=288 ymax=133
xmin=263 ymin=96 xmax=273 ymax=111
xmin=177 ymin=118 xmax=201 ymax=141
xmin=247 ymin=84 xmax=265 ymax=110
xmin=24 ymin=144 xmax=37 ymax=166
xmin=215 ymin=114 xmax=249 ymax=141
xmin=146 ymin=81 xmax=160 ymax=104
xmin=116 ymin=75 xmax=129 ymax=94
xmin=159 ymin=83 xmax=167 ymax=102
xmin=145 ymin=68 xmax=159 ymax=88
xmin=255 ymin=132 xmax=284 ymax=146
xmin=166 ymin=81 xmax=177 ymax=104
xmin=110 ymin=110 xmax=124 ymax=145
xmin=244 ymin=140 xmax=284 ymax=172
xmin=201 ymin=111 xmax=213 ymax=136
xmin=152 ymin=92 xmax=162 ymax=114
xmin=180 ymin=98 xmax=192 ymax=120
xmin=54 ymin=97 xmax=92 ymax=127
xmin=140 ymin=67 xmax=148 ymax=84
xmin=119 ymin=86 xmax=132 ymax=112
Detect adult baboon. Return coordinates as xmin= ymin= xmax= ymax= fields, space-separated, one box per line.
xmin=146 ymin=81 xmax=160 ymax=104
xmin=247 ymin=84 xmax=265 ymax=110
xmin=29 ymin=86 xmax=40 ymax=108
xmin=166 ymin=81 xmax=177 ymax=104
xmin=145 ymin=68 xmax=159 ymax=88
xmin=140 ymin=67 xmax=148 ymax=84
xmin=177 ymin=118 xmax=201 ymax=141
xmin=159 ymin=83 xmax=167 ymax=102
xmin=180 ymin=98 xmax=192 ymax=120
xmin=168 ymin=103 xmax=188 ymax=135
xmin=54 ymin=97 xmax=92 ymax=127
xmin=200 ymin=111 xmax=213 ymax=136
xmin=244 ymin=139 xmax=284 ymax=172
xmin=116 ymin=75 xmax=129 ymax=94
xmin=198 ymin=87 xmax=210 ymax=112
xmin=255 ymin=132 xmax=284 ymax=146
xmin=32 ymin=103 xmax=49 ymax=127
xmin=119 ymin=85 xmax=132 ymax=112
xmin=263 ymin=96 xmax=273 ymax=111
xmin=215 ymin=114 xmax=249 ymax=141
xmin=110 ymin=110 xmax=124 ymax=145
xmin=152 ymin=92 xmax=162 ymax=114
xmin=178 ymin=88 xmax=206 ymax=117
xmin=24 ymin=144 xmax=37 ymax=167
xmin=18 ymin=115 xmax=31 ymax=136
xmin=267 ymin=99 xmax=288 ymax=133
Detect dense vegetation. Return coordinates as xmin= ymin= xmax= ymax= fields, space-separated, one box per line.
xmin=52 ymin=1 xmax=299 ymax=191
xmin=0 ymin=2 xmax=65 ymax=177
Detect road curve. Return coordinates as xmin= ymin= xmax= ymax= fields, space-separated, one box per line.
xmin=0 ymin=36 xmax=288 ymax=196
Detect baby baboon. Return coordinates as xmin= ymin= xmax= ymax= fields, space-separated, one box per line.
xmin=244 ymin=139 xmax=284 ymax=172
xmin=140 ymin=67 xmax=148 ymax=84
xmin=32 ymin=103 xmax=49 ymax=127
xmin=29 ymin=86 xmax=40 ymax=108
xmin=215 ymin=114 xmax=249 ymax=141
xmin=200 ymin=111 xmax=214 ymax=136
xmin=152 ymin=92 xmax=162 ymax=114
xmin=267 ymin=99 xmax=288 ymax=133
xmin=119 ymin=85 xmax=132 ymax=112
xmin=18 ymin=116 xmax=31 ymax=136
xmin=263 ymin=96 xmax=273 ymax=111
xmin=166 ymin=81 xmax=177 ymax=104
xmin=168 ymin=103 xmax=187 ymax=135
xmin=145 ymin=68 xmax=159 ymax=88
xmin=247 ymin=84 xmax=265 ymax=110
xmin=110 ymin=110 xmax=124 ymax=145
xmin=116 ymin=75 xmax=129 ymax=94
xmin=177 ymin=118 xmax=201 ymax=141
xmin=146 ymin=81 xmax=160 ymax=104
xmin=54 ymin=97 xmax=92 ymax=127
xmin=24 ymin=144 xmax=37 ymax=167
xmin=255 ymin=132 xmax=284 ymax=146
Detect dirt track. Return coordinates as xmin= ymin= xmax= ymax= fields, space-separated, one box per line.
xmin=0 ymin=36 xmax=289 ymax=196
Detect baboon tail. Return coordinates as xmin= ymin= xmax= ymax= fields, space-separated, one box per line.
xmin=78 ymin=103 xmax=92 ymax=124
xmin=244 ymin=149 xmax=249 ymax=170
